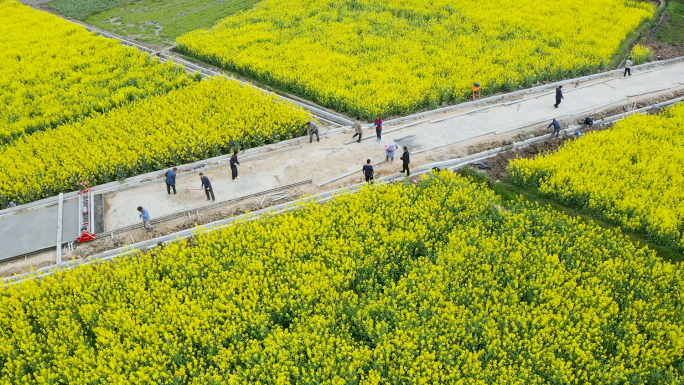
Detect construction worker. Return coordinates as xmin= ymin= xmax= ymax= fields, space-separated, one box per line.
xmin=362 ymin=159 xmax=374 ymax=184
xmin=352 ymin=118 xmax=363 ymax=142
xmin=165 ymin=167 xmax=177 ymax=195
xmin=199 ymin=173 xmax=215 ymax=201
xmin=624 ymin=57 xmax=633 ymax=77
xmin=137 ymin=206 xmax=152 ymax=231
xmin=230 ymin=150 xmax=240 ymax=181
xmin=400 ymin=146 xmax=410 ymax=176
xmin=374 ymin=115 xmax=383 ymax=142
xmin=306 ymin=122 xmax=319 ymax=143
xmin=548 ymin=119 xmax=562 ymax=138
xmin=385 ymin=143 xmax=398 ymax=164
xmin=554 ymin=85 xmax=564 ymax=108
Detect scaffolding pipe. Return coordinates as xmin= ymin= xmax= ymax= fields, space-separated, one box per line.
xmin=56 ymin=193 xmax=63 ymax=265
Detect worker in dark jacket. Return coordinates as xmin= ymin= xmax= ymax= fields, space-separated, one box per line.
xmin=362 ymin=159 xmax=374 ymax=184
xmin=199 ymin=173 xmax=215 ymax=201
xmin=230 ymin=151 xmax=240 ymax=181
xmin=548 ymin=119 xmax=562 ymax=138
xmin=554 ymin=85 xmax=564 ymax=108
xmin=400 ymin=147 xmax=410 ymax=176
xmin=165 ymin=167 xmax=177 ymax=195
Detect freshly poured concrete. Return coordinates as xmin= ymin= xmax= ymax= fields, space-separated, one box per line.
xmin=0 ymin=199 xmax=79 ymax=261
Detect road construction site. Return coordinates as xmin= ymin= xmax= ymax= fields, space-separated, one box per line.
xmin=1 ymin=55 xmax=684 ymax=279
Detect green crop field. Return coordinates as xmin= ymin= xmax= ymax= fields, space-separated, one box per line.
xmin=46 ymin=0 xmax=130 ymax=17
xmin=47 ymin=0 xmax=260 ymax=46
xmin=655 ymin=0 xmax=684 ymax=46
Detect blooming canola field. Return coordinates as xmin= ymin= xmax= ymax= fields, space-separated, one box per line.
xmin=0 ymin=79 xmax=309 ymax=206
xmin=509 ymin=103 xmax=684 ymax=252
xmin=0 ymin=0 xmax=193 ymax=145
xmin=0 ymin=1 xmax=314 ymax=207
xmin=1 ymin=0 xmax=681 ymax=382
xmin=177 ymin=0 xmax=654 ymax=118
xmin=1 ymin=173 xmax=682 ymax=383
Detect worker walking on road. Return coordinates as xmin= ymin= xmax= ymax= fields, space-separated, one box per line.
xmin=374 ymin=115 xmax=383 ymax=142
xmin=624 ymin=57 xmax=632 ymax=77
xmin=362 ymin=159 xmax=374 ymax=184
xmin=549 ymin=119 xmax=562 ymax=138
xmin=554 ymin=85 xmax=564 ymax=108
xmin=352 ymin=118 xmax=363 ymax=142
xmin=400 ymin=146 xmax=410 ymax=176
xmin=165 ymin=167 xmax=177 ymax=195
xmin=230 ymin=150 xmax=240 ymax=181
xmin=307 ymin=122 xmax=319 ymax=143
xmin=137 ymin=206 xmax=153 ymax=231
xmin=199 ymin=173 xmax=215 ymax=201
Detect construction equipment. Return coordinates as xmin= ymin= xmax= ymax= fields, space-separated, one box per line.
xmin=76 ymin=181 xmax=96 ymax=243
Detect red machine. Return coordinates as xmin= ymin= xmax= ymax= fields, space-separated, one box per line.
xmin=77 ymin=181 xmax=96 ymax=243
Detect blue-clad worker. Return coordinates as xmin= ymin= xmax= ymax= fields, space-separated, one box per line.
xmin=549 ymin=119 xmax=562 ymax=138
xmin=137 ymin=206 xmax=152 ymax=231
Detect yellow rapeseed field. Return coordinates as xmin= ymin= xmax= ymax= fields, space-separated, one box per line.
xmin=0 ymin=78 xmax=309 ymax=206
xmin=0 ymin=0 xmax=193 ymax=145
xmin=509 ymin=103 xmax=684 ymax=251
xmin=176 ymin=0 xmax=653 ymax=118
xmin=1 ymin=173 xmax=682 ymax=383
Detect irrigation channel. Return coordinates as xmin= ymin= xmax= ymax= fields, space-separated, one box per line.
xmin=65 ymin=19 xmax=352 ymax=127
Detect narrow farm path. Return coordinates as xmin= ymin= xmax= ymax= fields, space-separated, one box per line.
xmin=104 ymin=60 xmax=684 ymax=230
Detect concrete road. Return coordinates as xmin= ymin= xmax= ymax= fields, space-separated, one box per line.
xmin=103 ymin=60 xmax=684 ymax=229
xmin=0 ymin=199 xmax=79 ymax=261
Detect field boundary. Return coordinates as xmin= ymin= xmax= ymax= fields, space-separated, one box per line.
xmin=40 ymin=8 xmax=684 ymax=128
xmin=57 ymin=17 xmax=352 ymax=126
xmin=383 ymin=55 xmax=684 ymax=126
xmin=610 ymin=0 xmax=667 ymax=70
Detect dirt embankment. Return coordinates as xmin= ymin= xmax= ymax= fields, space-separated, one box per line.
xmin=482 ymin=139 xmax=573 ymax=181
xmin=471 ymin=121 xmax=620 ymax=182
xmin=587 ymin=89 xmax=684 ymax=121
xmin=641 ymin=4 xmax=684 ymax=60
xmin=642 ymin=37 xmax=684 ymax=60
xmin=71 ymin=193 xmax=302 ymax=259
